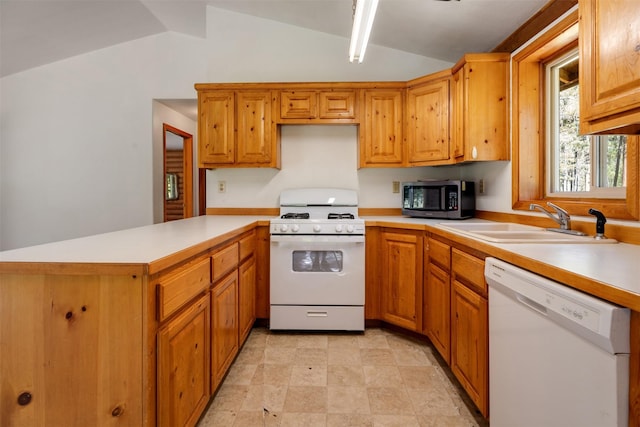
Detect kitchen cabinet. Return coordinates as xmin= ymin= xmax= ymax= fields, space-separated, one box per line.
xmin=157 ymin=294 xmax=210 ymax=427
xmin=579 ymin=0 xmax=640 ymax=134
xmin=450 ymin=248 xmax=488 ymax=418
xmin=197 ymin=89 xmax=280 ymax=168
xmin=379 ymin=229 xmax=423 ymax=331
xmin=423 ymin=237 xmax=451 ymax=364
xmin=452 ymin=53 xmax=510 ymax=162
xmin=279 ymin=89 xmax=356 ymax=122
xmin=238 ymin=231 xmax=257 ymax=343
xmin=406 ymin=70 xmax=452 ymax=165
xmin=359 ymin=88 xmax=405 ymax=167
xmin=210 ymin=270 xmax=239 ymax=391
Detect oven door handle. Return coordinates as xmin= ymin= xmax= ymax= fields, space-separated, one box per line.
xmin=270 ymin=234 xmax=365 ymax=244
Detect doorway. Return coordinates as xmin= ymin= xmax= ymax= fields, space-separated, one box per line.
xmin=163 ymin=123 xmax=205 ymax=221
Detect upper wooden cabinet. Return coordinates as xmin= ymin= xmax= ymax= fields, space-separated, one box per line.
xmin=579 ymin=0 xmax=640 ymax=134
xmin=359 ymin=88 xmax=405 ymax=167
xmin=406 ymin=70 xmax=452 ymax=165
xmin=196 ymin=88 xmax=280 ymax=168
xmin=279 ymin=89 xmax=357 ymax=122
xmin=452 ymin=53 xmax=510 ymax=162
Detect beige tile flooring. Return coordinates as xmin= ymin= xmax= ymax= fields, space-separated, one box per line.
xmin=197 ymin=327 xmax=488 ymax=427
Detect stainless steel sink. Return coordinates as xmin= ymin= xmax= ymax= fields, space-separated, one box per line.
xmin=437 ymin=222 xmax=617 ymax=244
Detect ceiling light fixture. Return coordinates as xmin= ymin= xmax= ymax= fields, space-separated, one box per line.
xmin=349 ymin=0 xmax=379 ymax=63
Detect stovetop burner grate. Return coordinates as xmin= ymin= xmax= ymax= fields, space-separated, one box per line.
xmin=281 ymin=213 xmax=310 ymax=219
xmin=328 ymin=213 xmax=355 ymax=220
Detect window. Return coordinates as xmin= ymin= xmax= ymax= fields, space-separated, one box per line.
xmin=546 ymin=49 xmax=627 ymax=198
xmin=512 ymin=10 xmax=638 ymax=220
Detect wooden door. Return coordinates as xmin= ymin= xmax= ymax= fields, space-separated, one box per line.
xmin=163 ymin=123 xmax=194 ymax=222
xmin=157 ymin=294 xmax=210 ymax=427
xmin=380 ymin=230 xmax=423 ymax=331
xmin=407 ymin=79 xmax=450 ymax=164
xmin=579 ymin=0 xmax=640 ymax=134
xmin=197 ymin=91 xmax=235 ymax=167
xmin=360 ymin=89 xmax=404 ymax=167
xmin=450 ymin=280 xmax=488 ymax=417
xmin=236 ymin=91 xmax=275 ymax=166
xmin=424 ymin=263 xmax=451 ymax=363
xmin=211 ymin=271 xmax=239 ymax=391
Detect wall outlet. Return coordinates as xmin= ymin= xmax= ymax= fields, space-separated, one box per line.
xmin=392 ymin=181 xmax=400 ymax=193
xmin=218 ymin=181 xmax=226 ymax=193
xmin=479 ymin=179 xmax=485 ymax=194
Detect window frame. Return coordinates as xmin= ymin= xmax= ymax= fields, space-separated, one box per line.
xmin=512 ymin=9 xmax=639 ymax=220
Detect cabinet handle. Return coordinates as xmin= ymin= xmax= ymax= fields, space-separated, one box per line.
xmin=306 ymin=311 xmax=328 ymax=317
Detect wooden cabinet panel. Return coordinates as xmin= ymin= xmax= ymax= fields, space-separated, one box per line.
xmin=254 ymin=225 xmax=271 ymax=319
xmin=319 ymin=90 xmax=356 ymax=119
xmin=407 ymin=76 xmax=451 ymax=165
xmin=157 ymin=257 xmax=211 ymax=322
xmin=424 ymin=262 xmax=451 ymax=363
xmin=452 ymin=53 xmax=510 ymax=161
xmin=238 ymin=256 xmax=256 ymax=343
xmin=451 ymin=248 xmax=487 ymax=295
xmin=579 ymin=0 xmax=640 ymax=134
xmin=157 ymin=294 xmax=210 ymax=427
xmin=451 ymin=280 xmax=488 ymax=418
xmin=280 ymin=90 xmax=317 ymax=119
xmin=360 ymin=89 xmax=404 ymax=167
xmin=211 ymin=242 xmax=239 ymax=283
xmin=236 ymin=91 xmax=276 ymax=166
xmin=198 ymin=91 xmax=235 ymax=167
xmin=239 ymin=230 xmax=256 ymax=262
xmin=380 ymin=230 xmax=423 ymax=331
xmin=427 ymin=237 xmax=451 ymax=271
xmin=211 ymin=271 xmax=239 ymax=391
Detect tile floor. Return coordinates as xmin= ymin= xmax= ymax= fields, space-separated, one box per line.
xmin=197 ymin=327 xmax=488 ymax=427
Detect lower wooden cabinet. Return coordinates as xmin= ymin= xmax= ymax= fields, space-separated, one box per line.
xmin=157 ymin=294 xmax=211 ymax=427
xmin=238 ymin=255 xmax=256 ymax=343
xmin=379 ymin=229 xmax=423 ymax=331
xmin=423 ymin=237 xmax=452 ymax=363
xmin=211 ymin=270 xmax=239 ymax=391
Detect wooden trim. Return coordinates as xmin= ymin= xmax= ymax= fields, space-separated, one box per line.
xmin=631 ymin=310 xmax=640 ymax=427
xmin=492 ymin=0 xmax=578 ymax=54
xmin=206 ymin=207 xmax=279 ymax=216
xmin=195 ymin=81 xmax=406 ymax=91
xmin=163 ymin=123 xmax=194 ymax=220
xmin=0 ymin=262 xmax=146 ymax=276
xmin=358 ymin=208 xmax=403 ymax=216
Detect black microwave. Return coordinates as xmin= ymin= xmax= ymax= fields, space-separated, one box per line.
xmin=401 ymin=180 xmax=475 ymax=219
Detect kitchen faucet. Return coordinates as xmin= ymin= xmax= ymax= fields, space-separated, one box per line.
xmin=529 ymin=202 xmax=586 ymax=236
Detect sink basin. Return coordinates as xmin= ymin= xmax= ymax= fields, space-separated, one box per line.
xmin=437 ymin=222 xmax=617 ymax=244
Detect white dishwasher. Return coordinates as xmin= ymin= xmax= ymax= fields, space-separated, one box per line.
xmin=485 ymin=257 xmax=630 ymax=427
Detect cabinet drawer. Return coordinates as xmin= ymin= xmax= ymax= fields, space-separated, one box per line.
xmin=212 ymin=242 xmax=239 ymax=282
xmin=239 ymin=231 xmax=256 ymax=262
xmin=319 ymin=90 xmax=356 ymax=119
xmin=427 ymin=238 xmax=451 ymax=271
xmin=451 ymin=248 xmax=486 ymax=295
xmin=157 ymin=257 xmax=211 ymax=322
xmin=280 ymin=91 xmax=317 ymax=119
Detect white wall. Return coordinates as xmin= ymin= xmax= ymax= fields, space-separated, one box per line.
xmin=0 ymin=7 xmax=451 ymax=250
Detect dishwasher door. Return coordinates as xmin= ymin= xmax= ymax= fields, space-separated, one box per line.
xmin=485 ymin=257 xmax=630 ymax=427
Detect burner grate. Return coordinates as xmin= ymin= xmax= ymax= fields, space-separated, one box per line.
xmin=281 ymin=213 xmax=310 ymax=219
xmin=328 ymin=213 xmax=355 ymax=220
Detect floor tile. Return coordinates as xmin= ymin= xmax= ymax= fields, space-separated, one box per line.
xmin=290 ymin=365 xmax=327 ymax=386
xmin=283 ymin=386 xmax=328 ymax=413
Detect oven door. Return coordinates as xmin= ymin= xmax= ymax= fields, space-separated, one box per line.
xmin=270 ymin=234 xmax=365 ymax=306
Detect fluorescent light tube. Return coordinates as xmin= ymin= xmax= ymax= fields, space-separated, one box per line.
xmin=349 ymin=0 xmax=379 ymax=63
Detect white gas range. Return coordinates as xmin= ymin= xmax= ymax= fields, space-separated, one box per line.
xmin=269 ymin=188 xmax=365 ymax=331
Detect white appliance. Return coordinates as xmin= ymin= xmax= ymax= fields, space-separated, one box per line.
xmin=269 ymin=188 xmax=365 ymax=331
xmin=485 ymin=257 xmax=630 ymax=427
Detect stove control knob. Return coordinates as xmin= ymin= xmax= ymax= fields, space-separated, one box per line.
xmin=279 ymin=224 xmax=288 ymax=232
xmin=313 ymin=224 xmax=322 ymax=233
xmin=346 ymin=225 xmax=355 ymax=233
xmin=335 ymin=224 xmax=343 ymax=233
xmin=291 ymin=224 xmax=300 ymax=232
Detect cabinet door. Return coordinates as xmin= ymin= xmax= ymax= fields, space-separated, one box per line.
xmin=424 ymin=262 xmax=451 ymax=364
xmin=407 ymin=79 xmax=450 ymax=164
xmin=380 ymin=230 xmax=423 ymax=331
xmin=158 ymin=294 xmax=210 ymax=427
xmin=211 ymin=271 xmax=239 ymax=391
xmin=238 ymin=255 xmax=256 ymax=344
xmin=579 ymin=0 xmax=640 ymax=134
xmin=236 ymin=91 xmax=276 ymax=166
xmin=451 ymin=280 xmax=488 ymax=418
xmin=198 ymin=91 xmax=235 ymax=167
xmin=319 ymin=90 xmax=356 ymax=119
xmin=280 ymin=90 xmax=317 ymax=119
xmin=452 ymin=69 xmax=465 ymax=160
xmin=360 ymin=89 xmax=404 ymax=167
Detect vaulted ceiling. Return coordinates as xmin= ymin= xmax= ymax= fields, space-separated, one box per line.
xmin=1 ymin=0 xmax=554 ymax=78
